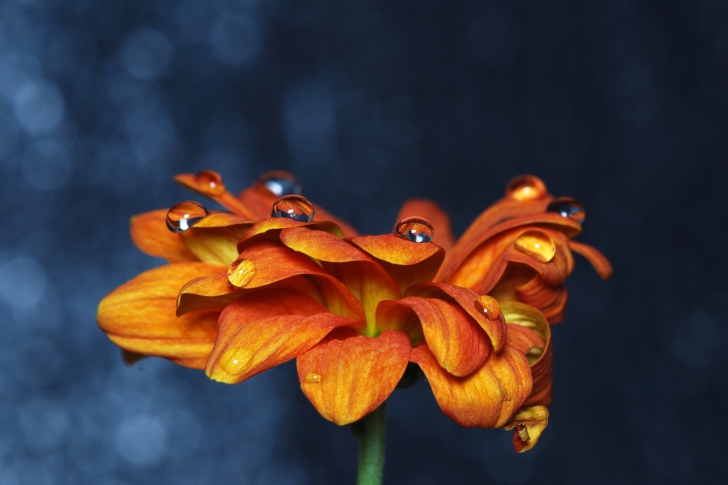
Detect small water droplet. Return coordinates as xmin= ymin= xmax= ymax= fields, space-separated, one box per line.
xmin=258 ymin=171 xmax=302 ymax=197
xmin=227 ymin=258 xmax=256 ymax=287
xmin=514 ymin=230 xmax=556 ymax=263
xmin=304 ymin=372 xmax=323 ymax=384
xmin=271 ymin=195 xmax=315 ymax=222
xmin=394 ymin=217 xmax=434 ymax=243
xmin=194 ymin=170 xmax=225 ymax=196
xmin=506 ymin=175 xmax=547 ymax=201
xmin=474 ymin=295 xmax=500 ymax=320
xmin=219 ymin=348 xmax=253 ymax=374
xmin=166 ymin=201 xmax=209 ymax=233
xmin=546 ymin=197 xmax=585 ymax=224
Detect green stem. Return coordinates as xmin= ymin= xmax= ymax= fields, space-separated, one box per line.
xmin=353 ymin=403 xmax=386 ymax=485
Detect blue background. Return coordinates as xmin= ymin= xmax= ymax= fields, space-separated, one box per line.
xmin=0 ymin=0 xmax=725 ymax=483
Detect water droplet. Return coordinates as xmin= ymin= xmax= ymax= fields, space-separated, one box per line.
xmin=219 ymin=348 xmax=253 ymax=375
xmin=514 ymin=230 xmax=556 ymax=263
xmin=304 ymin=372 xmax=322 ymax=384
xmin=227 ymin=258 xmax=256 ymax=287
xmin=506 ymin=175 xmax=547 ymax=201
xmin=271 ymin=195 xmax=315 ymax=222
xmin=194 ymin=170 xmax=225 ymax=196
xmin=474 ymin=295 xmax=500 ymax=320
xmin=546 ymin=197 xmax=585 ymax=224
xmin=258 ymin=171 xmax=302 ymax=197
xmin=166 ymin=201 xmax=209 ymax=233
xmin=394 ymin=217 xmax=434 ymax=243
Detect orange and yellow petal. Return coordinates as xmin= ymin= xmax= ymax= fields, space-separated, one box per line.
xmin=174 ymin=172 xmax=259 ymax=219
xmin=569 ymin=240 xmax=613 ymax=280
xmin=130 ymin=209 xmax=197 ymax=262
xmin=97 ymin=262 xmax=223 ymax=368
xmin=505 ymin=406 xmax=549 ymax=453
xmin=395 ymin=199 xmax=455 ymax=251
xmin=377 ymin=297 xmax=490 ymax=377
xmin=410 ymin=342 xmax=532 ymax=428
xmin=205 ymin=289 xmax=355 ymax=383
xmin=297 ymin=328 xmax=411 ymax=425
xmin=237 ymin=217 xmax=344 ymax=249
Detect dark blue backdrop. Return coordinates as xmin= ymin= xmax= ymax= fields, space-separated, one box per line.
xmin=1 ymin=0 xmax=725 ymax=483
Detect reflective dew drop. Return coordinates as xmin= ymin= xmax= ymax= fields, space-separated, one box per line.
xmin=505 ymin=175 xmax=547 ymax=201
xmin=166 ymin=201 xmax=209 ymax=233
xmin=394 ymin=217 xmax=434 ymax=243
xmin=304 ymin=372 xmax=323 ymax=384
xmin=474 ymin=295 xmax=500 ymax=320
xmin=258 ymin=171 xmax=302 ymax=197
xmin=219 ymin=348 xmax=253 ymax=375
xmin=194 ymin=170 xmax=225 ymax=196
xmin=271 ymin=195 xmax=315 ymax=222
xmin=514 ymin=230 xmax=556 ymax=263
xmin=227 ymin=258 xmax=256 ymax=288
xmin=546 ymin=197 xmax=585 ymax=224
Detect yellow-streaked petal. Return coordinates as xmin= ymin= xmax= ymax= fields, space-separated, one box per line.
xmin=504 ymin=406 xmax=549 ymax=453
xmin=237 ymin=218 xmax=344 ymax=249
xmin=205 ymin=289 xmax=355 ymax=383
xmin=97 ymin=262 xmax=224 ymax=368
xmin=280 ymin=227 xmax=372 ymax=263
xmin=377 ymin=297 xmax=490 ymax=376
xmin=297 ymin=328 xmax=411 ymax=425
xmin=396 ymin=198 xmax=455 ymax=252
xmin=130 ymin=209 xmax=197 ymax=262
xmin=410 ymin=342 xmax=532 ymax=428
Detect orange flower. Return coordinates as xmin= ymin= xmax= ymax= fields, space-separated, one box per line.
xmin=403 ymin=175 xmax=613 ymax=324
xmin=97 ymin=170 xmax=354 ymax=368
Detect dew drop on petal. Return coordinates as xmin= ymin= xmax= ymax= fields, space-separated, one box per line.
xmin=219 ymin=348 xmax=253 ymax=375
xmin=505 ymin=175 xmax=547 ymax=201
xmin=394 ymin=217 xmax=434 ymax=243
xmin=194 ymin=170 xmax=225 ymax=196
xmin=258 ymin=170 xmax=302 ymax=197
xmin=227 ymin=258 xmax=256 ymax=288
xmin=514 ymin=230 xmax=556 ymax=263
xmin=546 ymin=197 xmax=585 ymax=224
xmin=271 ymin=195 xmax=315 ymax=222
xmin=304 ymin=373 xmax=322 ymax=384
xmin=474 ymin=295 xmax=500 ymax=320
xmin=166 ymin=201 xmax=209 ymax=233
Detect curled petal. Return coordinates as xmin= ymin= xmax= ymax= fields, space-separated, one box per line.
xmin=205 ymin=289 xmax=355 ymax=383
xmin=174 ymin=172 xmax=258 ymax=219
xmin=569 ymin=240 xmax=613 ymax=280
xmin=405 ymin=283 xmax=507 ymax=353
xmin=177 ymin=272 xmax=241 ymax=316
xmin=514 ymin=277 xmax=568 ymax=324
xmin=505 ymin=406 xmax=549 ymax=453
xmin=396 ymin=199 xmax=455 ymax=251
xmin=410 ymin=343 xmax=532 ymax=428
xmin=280 ymin=227 xmax=373 ymax=263
xmin=377 ymin=297 xmax=490 ymax=376
xmin=179 ymin=218 xmax=252 ymax=266
xmin=502 ymin=302 xmax=552 ymax=407
xmin=130 ymin=209 xmax=197 ymax=262
xmin=297 ymin=329 xmax=411 ymax=425
xmin=97 ymin=263 xmax=223 ymax=368
xmin=237 ymin=218 xmax=344 ymax=250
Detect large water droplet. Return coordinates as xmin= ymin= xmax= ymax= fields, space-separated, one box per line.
xmin=474 ymin=295 xmax=500 ymax=320
xmin=506 ymin=175 xmax=547 ymax=201
xmin=258 ymin=171 xmax=302 ymax=197
xmin=166 ymin=201 xmax=209 ymax=233
xmin=304 ymin=372 xmax=322 ymax=384
xmin=514 ymin=230 xmax=556 ymax=263
xmin=271 ymin=195 xmax=314 ymax=222
xmin=227 ymin=258 xmax=256 ymax=288
xmin=394 ymin=217 xmax=434 ymax=243
xmin=546 ymin=197 xmax=585 ymax=224
xmin=194 ymin=170 xmax=225 ymax=196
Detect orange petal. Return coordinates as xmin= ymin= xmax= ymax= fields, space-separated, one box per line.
xmin=97 ymin=262 xmax=223 ymax=368
xmin=377 ymin=297 xmax=490 ymax=377
xmin=410 ymin=342 xmax=532 ymax=428
xmin=130 ymin=209 xmax=197 ymax=262
xmin=297 ymin=328 xmax=411 ymax=425
xmin=280 ymin=227 xmax=373 ymax=263
xmin=205 ymin=289 xmax=355 ymax=383
xmin=179 ymin=217 xmax=252 ymax=266
xmin=237 ymin=217 xmax=344 ymax=250
xmin=569 ymin=240 xmax=613 ymax=280
xmin=176 ymin=272 xmax=242 ymax=315
xmin=513 ymin=276 xmax=568 ymax=325
xmin=502 ymin=302 xmax=552 ymax=407
xmin=405 ymin=283 xmax=507 ymax=353
xmin=504 ymin=406 xmax=549 ymax=453
xmin=174 ymin=172 xmax=258 ymax=219
xmin=395 ymin=199 xmax=454 ymax=251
